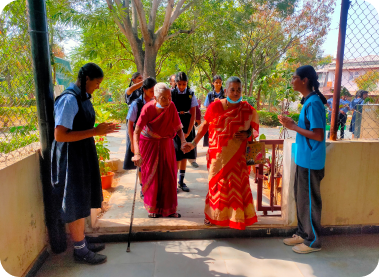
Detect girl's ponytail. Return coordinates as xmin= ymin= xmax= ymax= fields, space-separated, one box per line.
xmin=313 ymin=79 xmax=327 ymax=104
xmin=296 ymin=65 xmax=327 ymax=105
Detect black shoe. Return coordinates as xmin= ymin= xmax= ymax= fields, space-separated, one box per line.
xmin=140 ymin=190 xmax=144 ymax=199
xmin=87 ymin=242 xmax=105 ymax=253
xmin=74 ymin=251 xmax=107 ymax=265
xmin=191 ymin=162 xmax=199 ymax=168
xmin=179 ymin=183 xmax=190 ymax=192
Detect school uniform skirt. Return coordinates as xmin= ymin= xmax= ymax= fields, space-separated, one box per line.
xmin=174 ymin=113 xmax=196 ymax=161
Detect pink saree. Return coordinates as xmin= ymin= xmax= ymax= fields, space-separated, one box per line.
xmin=136 ymin=101 xmax=182 ymax=216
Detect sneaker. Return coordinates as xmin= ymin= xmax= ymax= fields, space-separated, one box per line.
xmin=191 ymin=162 xmax=199 ymax=168
xmin=74 ymin=251 xmax=107 ymax=265
xmin=140 ymin=190 xmax=144 ymax=199
xmin=292 ymin=243 xmax=321 ymax=254
xmin=283 ymin=234 xmax=304 ymax=246
xmin=179 ymin=183 xmax=190 ymax=192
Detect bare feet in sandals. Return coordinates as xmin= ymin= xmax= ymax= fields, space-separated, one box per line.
xmin=148 ymin=213 xmax=162 ymax=218
xmin=168 ymin=213 xmax=181 ymax=218
xmin=204 ymin=219 xmax=214 ymax=226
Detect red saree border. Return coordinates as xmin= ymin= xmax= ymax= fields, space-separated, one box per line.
xmin=205 ymin=214 xmax=258 ymax=230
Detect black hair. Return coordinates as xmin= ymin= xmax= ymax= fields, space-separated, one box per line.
xmin=141 ymin=77 xmax=157 ymax=94
xmin=296 ymin=65 xmax=327 ymax=105
xmin=211 ymin=75 xmax=224 ymax=93
xmin=129 ymin=72 xmax=141 ymax=87
xmin=359 ymin=89 xmax=369 ymax=98
xmin=77 ymin=63 xmax=104 ymax=100
xmin=175 ymin=72 xmax=190 ymax=90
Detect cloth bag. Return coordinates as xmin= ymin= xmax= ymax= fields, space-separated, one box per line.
xmin=246 ymin=138 xmax=265 ymax=166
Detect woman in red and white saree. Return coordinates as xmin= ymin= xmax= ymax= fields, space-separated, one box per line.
xmin=133 ymin=83 xmax=186 ymax=218
xmin=183 ymin=77 xmax=259 ymax=230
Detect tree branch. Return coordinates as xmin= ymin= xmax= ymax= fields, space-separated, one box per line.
xmin=148 ymin=0 xmax=161 ymax=33
xmin=166 ymin=28 xmax=195 ymax=40
xmin=132 ymin=0 xmax=151 ymax=43
xmin=170 ymin=0 xmax=194 ymax=25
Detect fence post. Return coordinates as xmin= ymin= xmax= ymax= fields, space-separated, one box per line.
xmin=331 ymin=0 xmax=350 ymax=140
xmin=27 ymin=0 xmax=67 ymax=253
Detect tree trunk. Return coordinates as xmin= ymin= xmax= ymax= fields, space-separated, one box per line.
xmin=256 ymin=86 xmax=261 ymax=110
xmin=133 ymin=45 xmax=145 ymax=74
xmin=143 ymin=45 xmax=157 ymax=78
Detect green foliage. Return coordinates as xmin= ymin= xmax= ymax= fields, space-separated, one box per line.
xmin=95 ymin=136 xmax=111 ymax=176
xmin=0 ymin=133 xmax=39 ymax=154
xmin=93 ymin=103 xmax=128 ymax=123
xmin=243 ymin=96 xmax=257 ymax=108
xmin=257 ymin=111 xmax=299 ymax=127
xmin=0 ymin=106 xmax=38 ymax=128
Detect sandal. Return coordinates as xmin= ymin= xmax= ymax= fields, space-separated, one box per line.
xmin=168 ymin=213 xmax=181 ymax=218
xmin=148 ymin=213 xmax=162 ymax=218
xmin=204 ymin=219 xmax=214 ymax=226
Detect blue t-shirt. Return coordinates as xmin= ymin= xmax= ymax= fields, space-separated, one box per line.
xmin=340 ymin=99 xmax=350 ymax=114
xmin=327 ymin=98 xmax=333 ymax=113
xmin=295 ymin=92 xmax=326 ymax=170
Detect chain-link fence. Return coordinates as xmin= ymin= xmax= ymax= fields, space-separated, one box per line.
xmin=321 ymin=0 xmax=379 ymax=140
xmin=0 ymin=0 xmax=39 ymax=169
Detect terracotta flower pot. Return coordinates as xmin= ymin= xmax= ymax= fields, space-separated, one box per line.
xmin=101 ymin=171 xmax=115 ymax=190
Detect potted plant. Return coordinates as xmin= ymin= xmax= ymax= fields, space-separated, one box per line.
xmin=95 ymin=136 xmax=114 ymax=189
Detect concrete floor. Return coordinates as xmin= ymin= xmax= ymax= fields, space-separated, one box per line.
xmin=36 ymin=234 xmax=379 ymax=277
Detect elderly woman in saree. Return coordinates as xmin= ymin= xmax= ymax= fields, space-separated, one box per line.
xmin=183 ymin=76 xmax=259 ymax=230
xmin=132 ymin=83 xmax=186 ymax=218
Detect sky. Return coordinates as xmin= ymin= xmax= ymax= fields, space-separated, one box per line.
xmin=322 ymin=0 xmax=379 ymax=58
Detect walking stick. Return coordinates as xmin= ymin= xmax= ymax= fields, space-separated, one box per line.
xmin=127 ymin=166 xmax=139 ymax=252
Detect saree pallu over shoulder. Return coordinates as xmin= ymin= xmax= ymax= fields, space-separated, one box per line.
xmin=136 ymin=101 xmax=182 ymax=217
xmin=204 ymin=101 xmax=259 ymax=230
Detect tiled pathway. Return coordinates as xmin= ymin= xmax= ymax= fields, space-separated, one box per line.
xmin=36 ymin=234 xmax=379 ymax=277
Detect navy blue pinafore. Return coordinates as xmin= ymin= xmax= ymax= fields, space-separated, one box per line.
xmin=51 ymin=90 xmax=103 ymax=223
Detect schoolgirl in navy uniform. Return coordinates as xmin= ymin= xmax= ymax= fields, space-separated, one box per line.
xmin=279 ymin=65 xmax=327 ymax=254
xmin=203 ymin=75 xmax=225 ymax=146
xmin=125 ymin=72 xmax=143 ymax=105
xmin=171 ymin=72 xmax=198 ymax=192
xmin=52 ymin=63 xmax=119 ymax=264
xmin=124 ymin=77 xmax=157 ymax=198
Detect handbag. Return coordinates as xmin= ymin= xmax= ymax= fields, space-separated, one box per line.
xmin=246 ymin=137 xmax=266 ymax=166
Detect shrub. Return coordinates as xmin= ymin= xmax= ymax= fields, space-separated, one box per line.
xmin=257 ymin=111 xmax=300 ymax=127
xmin=93 ymin=103 xmax=129 ymax=123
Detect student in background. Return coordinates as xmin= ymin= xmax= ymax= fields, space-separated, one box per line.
xmin=125 ymin=72 xmax=143 ymax=105
xmin=350 ymin=90 xmax=369 ymax=138
xmin=188 ymin=99 xmax=202 ymax=168
xmin=169 ymin=74 xmax=176 ymax=89
xmin=124 ymin=77 xmax=157 ymax=199
xmin=279 ymin=65 xmax=326 ymax=254
xmin=171 ymin=72 xmax=198 ymax=192
xmin=203 ymin=75 xmax=225 ymax=146
xmin=327 ymin=94 xmax=350 ymax=139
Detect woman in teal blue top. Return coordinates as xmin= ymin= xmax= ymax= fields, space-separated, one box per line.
xmin=278 ymin=65 xmax=327 ymax=254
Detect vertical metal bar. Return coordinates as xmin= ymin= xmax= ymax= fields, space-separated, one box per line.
xmin=27 ymin=0 xmax=67 ymax=253
xmin=257 ymin=164 xmax=263 ymax=211
xmin=270 ymin=144 xmax=276 ymax=210
xmin=331 ymin=0 xmax=350 ymax=140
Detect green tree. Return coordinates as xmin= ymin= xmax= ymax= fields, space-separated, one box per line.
xmin=354 ymin=70 xmax=379 ymax=92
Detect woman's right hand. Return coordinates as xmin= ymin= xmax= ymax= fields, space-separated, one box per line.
xmin=132 ymin=154 xmax=143 ymax=167
xmin=182 ymin=142 xmax=194 ymax=154
xmin=95 ymin=123 xmax=120 ymax=136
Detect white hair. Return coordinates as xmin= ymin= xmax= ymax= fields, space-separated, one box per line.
xmin=225 ymin=76 xmax=242 ymax=90
xmin=154 ymin=82 xmax=170 ymax=97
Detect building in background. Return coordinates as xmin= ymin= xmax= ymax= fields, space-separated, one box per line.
xmin=317 ymin=55 xmax=379 ymax=99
